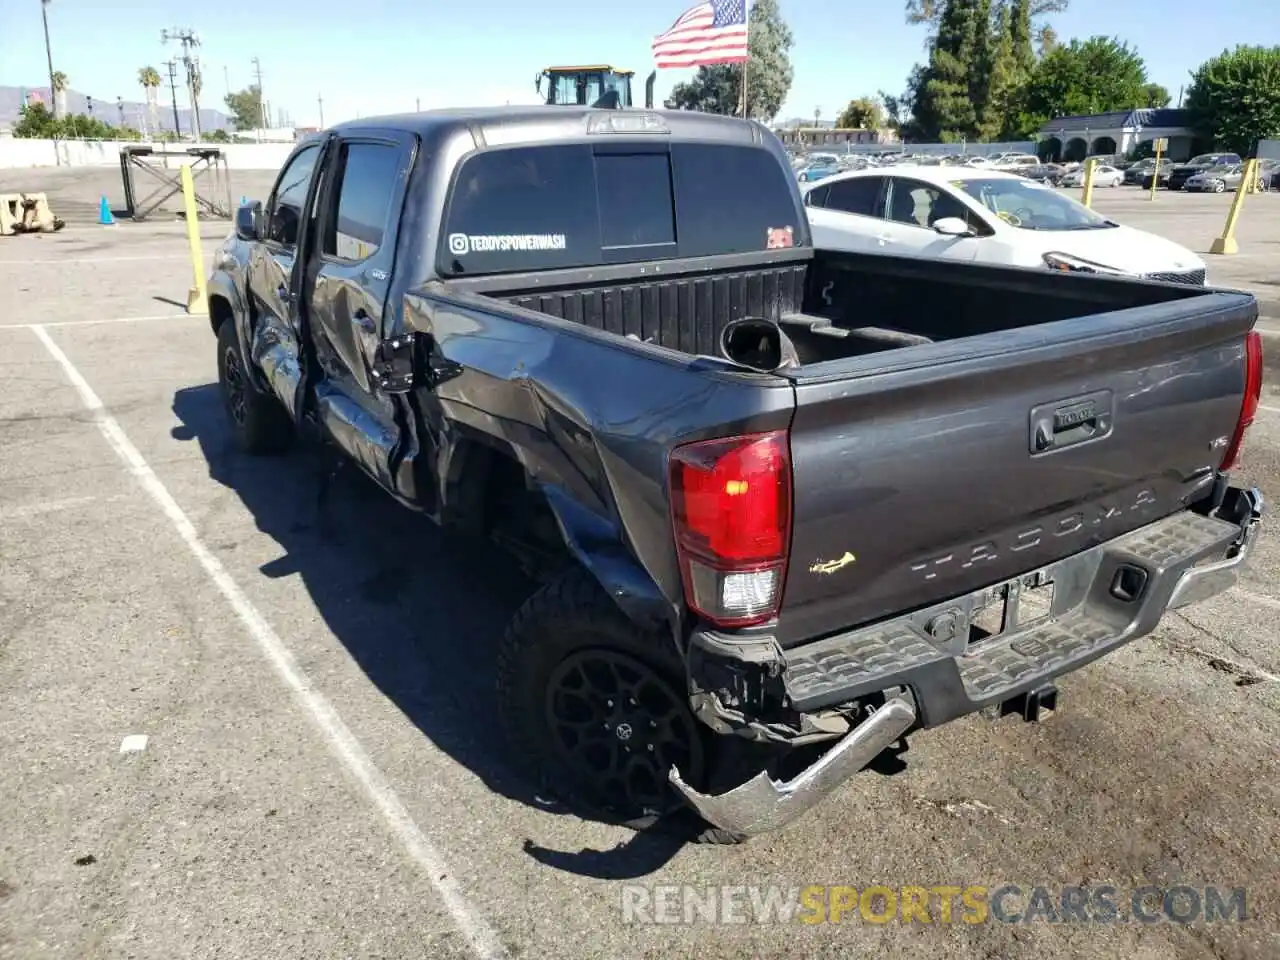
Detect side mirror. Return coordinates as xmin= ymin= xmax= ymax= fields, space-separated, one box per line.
xmin=719 ymin=318 xmax=800 ymax=373
xmin=932 ymin=216 xmax=973 ymax=238
xmin=235 ymin=200 xmax=262 ymax=242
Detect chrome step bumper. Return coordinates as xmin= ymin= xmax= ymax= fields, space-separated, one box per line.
xmin=670 ymin=486 xmax=1262 ymax=838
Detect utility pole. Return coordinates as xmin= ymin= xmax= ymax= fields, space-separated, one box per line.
xmin=162 ymin=27 xmax=202 ymax=141
xmin=224 ymin=64 xmax=231 ymax=97
xmin=164 ymin=59 xmax=181 ymax=137
xmin=416 ymin=97 xmax=421 ymax=112
xmin=251 ymin=56 xmax=267 ymax=140
xmin=117 ymin=96 xmax=124 ymax=127
xmin=317 ymin=93 xmax=324 ymax=128
xmin=40 ymin=0 xmax=58 ymax=120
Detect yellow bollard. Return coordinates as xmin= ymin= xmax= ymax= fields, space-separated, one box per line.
xmin=1208 ymin=158 xmax=1258 ymax=256
xmin=1148 ymin=138 xmax=1165 ymax=201
xmin=1080 ymin=158 xmax=1097 ymax=209
xmin=181 ymin=164 xmax=208 ymax=314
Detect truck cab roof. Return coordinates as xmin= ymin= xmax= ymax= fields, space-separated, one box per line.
xmin=328 ymin=106 xmax=773 ymax=151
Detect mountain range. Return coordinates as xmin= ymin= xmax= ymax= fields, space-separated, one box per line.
xmin=0 ymin=85 xmax=231 ymax=134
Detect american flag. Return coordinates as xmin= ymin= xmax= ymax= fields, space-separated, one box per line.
xmin=652 ymin=0 xmax=750 ymax=70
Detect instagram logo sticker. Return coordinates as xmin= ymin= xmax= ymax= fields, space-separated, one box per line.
xmin=448 ymin=233 xmax=470 ymax=256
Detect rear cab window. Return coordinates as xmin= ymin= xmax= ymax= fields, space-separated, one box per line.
xmin=439 ymin=142 xmax=802 ymax=276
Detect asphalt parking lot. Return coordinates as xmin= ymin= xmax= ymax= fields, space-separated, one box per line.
xmin=1 ymin=167 xmax=1279 ymax=960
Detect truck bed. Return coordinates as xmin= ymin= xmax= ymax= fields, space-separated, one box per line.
xmin=434 ymin=248 xmax=1256 ymax=645
xmin=452 ymin=248 xmax=1212 ymax=367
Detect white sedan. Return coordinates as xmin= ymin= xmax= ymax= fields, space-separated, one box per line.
xmin=803 ymin=166 xmax=1206 ymax=283
xmin=1060 ymin=164 xmax=1124 ymax=188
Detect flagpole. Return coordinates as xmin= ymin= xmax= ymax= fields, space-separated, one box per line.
xmin=740 ymin=8 xmax=750 ymax=119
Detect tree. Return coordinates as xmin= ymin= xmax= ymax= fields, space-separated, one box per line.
xmin=138 ymin=66 xmax=161 ymax=137
xmin=1009 ymin=0 xmax=1036 ymax=76
xmin=14 ymin=101 xmax=58 ymax=138
xmin=224 ymin=85 xmax=264 ymax=130
xmin=836 ymin=97 xmax=883 ymax=129
xmin=1009 ymin=36 xmax=1150 ymax=137
xmin=667 ymin=0 xmax=793 ymax=120
xmin=1037 ymin=25 xmax=1059 ymax=56
xmin=984 ymin=3 xmax=1021 ymax=139
xmin=1140 ymin=82 xmax=1170 ymax=108
xmin=137 ymin=66 xmax=161 ymax=93
xmin=905 ymin=0 xmax=1067 ymax=29
xmin=912 ymin=0 xmax=982 ymax=141
xmin=13 ymin=101 xmax=140 ymax=141
xmin=1185 ymin=46 xmax=1280 ymax=157
xmin=968 ymin=0 xmax=1000 ymax=139
xmin=51 ymin=70 xmax=68 ymax=119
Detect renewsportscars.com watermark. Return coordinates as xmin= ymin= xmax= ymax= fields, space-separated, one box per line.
xmin=620 ymin=884 xmax=1249 ymax=926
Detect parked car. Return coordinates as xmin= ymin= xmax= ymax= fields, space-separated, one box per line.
xmin=1167 ymin=153 xmax=1244 ymax=190
xmin=1184 ymin=164 xmax=1247 ymax=193
xmin=1019 ymin=163 xmax=1066 ymax=186
xmin=797 ymin=163 xmax=840 ymax=182
xmin=804 ymin=167 xmax=1206 ymax=282
xmin=992 ymin=154 xmax=1042 ymax=171
xmin=1125 ymin=158 xmax=1172 ymax=184
xmin=208 ymin=107 xmax=1263 ymax=842
xmin=1060 ymin=164 xmax=1124 ymax=188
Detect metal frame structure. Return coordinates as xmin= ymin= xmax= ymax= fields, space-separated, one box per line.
xmin=118 ymin=145 xmax=233 ymax=221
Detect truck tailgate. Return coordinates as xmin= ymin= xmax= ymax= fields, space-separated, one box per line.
xmin=777 ymin=292 xmax=1257 ymax=646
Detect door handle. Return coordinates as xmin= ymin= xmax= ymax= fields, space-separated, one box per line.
xmin=353 ymin=311 xmax=376 ymax=333
xmin=276 ymin=283 xmax=289 ymax=299
xmin=876 ymin=234 xmax=894 ymax=244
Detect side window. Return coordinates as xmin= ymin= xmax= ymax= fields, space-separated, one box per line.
xmin=886 ymin=178 xmax=973 ymax=229
xmin=804 ymin=184 xmax=831 ymax=208
xmin=824 ymin=177 xmax=885 ymax=218
xmin=323 ymin=142 xmax=403 ymax=262
xmin=266 ymin=145 xmax=320 ymax=246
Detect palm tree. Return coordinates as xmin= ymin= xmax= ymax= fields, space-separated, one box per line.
xmin=138 ymin=66 xmax=161 ymax=138
xmin=51 ymin=70 xmax=68 ymax=119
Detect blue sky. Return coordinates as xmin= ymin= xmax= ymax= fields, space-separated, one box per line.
xmin=1 ymin=0 xmax=1272 ymax=127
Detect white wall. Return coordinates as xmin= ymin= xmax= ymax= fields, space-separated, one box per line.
xmin=0 ymin=138 xmax=296 ymax=170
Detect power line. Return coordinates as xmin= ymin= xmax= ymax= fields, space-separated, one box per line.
xmin=162 ymin=27 xmax=202 ymax=141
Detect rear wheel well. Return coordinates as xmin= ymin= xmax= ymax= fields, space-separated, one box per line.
xmin=208 ymin=294 xmax=234 ymax=337
xmin=446 ymin=438 xmax=570 ymax=581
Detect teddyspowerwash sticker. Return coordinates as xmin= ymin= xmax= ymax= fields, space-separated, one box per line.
xmin=448 ymin=232 xmax=568 ymax=256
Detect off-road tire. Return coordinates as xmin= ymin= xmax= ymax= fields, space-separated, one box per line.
xmin=216 ymin=320 xmax=292 ymax=455
xmin=496 ymin=566 xmax=746 ymax=844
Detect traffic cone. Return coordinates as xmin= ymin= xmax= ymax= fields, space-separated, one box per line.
xmin=98 ymin=196 xmax=115 ymax=226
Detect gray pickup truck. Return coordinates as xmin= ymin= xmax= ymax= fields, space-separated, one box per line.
xmin=207 ymin=106 xmax=1264 ymax=842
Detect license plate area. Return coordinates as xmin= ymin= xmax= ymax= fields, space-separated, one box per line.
xmin=967 ymin=572 xmax=1056 ymax=651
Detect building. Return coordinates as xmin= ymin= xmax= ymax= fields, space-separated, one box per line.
xmin=774 ymin=126 xmax=897 ymax=148
xmin=1036 ymin=108 xmax=1199 ymax=162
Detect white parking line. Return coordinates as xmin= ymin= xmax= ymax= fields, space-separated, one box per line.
xmin=0 ymin=255 xmax=210 ymax=266
xmin=29 ymin=324 xmax=508 ymax=960
xmin=0 ymin=313 xmax=205 ymax=330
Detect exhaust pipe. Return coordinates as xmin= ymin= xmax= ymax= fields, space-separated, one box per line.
xmin=645 ymin=71 xmax=656 ymax=110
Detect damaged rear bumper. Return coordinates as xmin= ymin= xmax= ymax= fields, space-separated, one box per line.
xmin=669 ymin=693 xmax=916 ymax=837
xmin=671 ymin=485 xmax=1262 ymax=838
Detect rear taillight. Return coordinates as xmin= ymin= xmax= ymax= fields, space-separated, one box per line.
xmin=668 ymin=430 xmax=792 ymax=628
xmin=1220 ymin=330 xmax=1263 ymax=471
